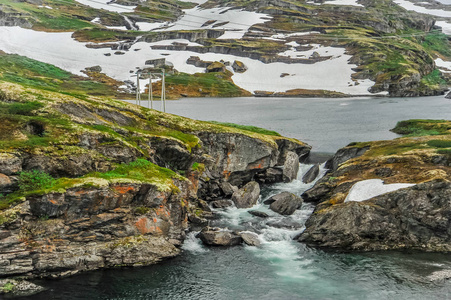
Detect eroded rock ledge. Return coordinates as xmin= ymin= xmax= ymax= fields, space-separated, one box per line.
xmin=0 ymin=82 xmax=311 ymax=279
xmin=299 ymin=120 xmax=451 ymax=252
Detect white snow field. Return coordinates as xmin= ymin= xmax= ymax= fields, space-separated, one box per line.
xmin=345 ymin=179 xmax=415 ymax=202
xmin=0 ymin=26 xmax=376 ymax=95
xmin=74 ymin=0 xmax=136 ymax=13
xmin=393 ymin=0 xmax=451 ymax=17
xmin=156 ymin=7 xmax=272 ymax=40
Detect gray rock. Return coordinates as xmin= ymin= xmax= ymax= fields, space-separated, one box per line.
xmin=0 ymin=153 xmax=22 ymax=175
xmin=256 ymin=167 xmax=283 ymax=184
xmin=269 ymin=192 xmax=303 ymax=215
xmin=198 ymin=227 xmax=242 ymax=246
xmin=299 ymin=181 xmax=451 ymax=251
xmin=219 ymin=181 xmax=238 ymax=196
xmin=0 ymin=279 xmax=46 ymax=297
xmin=302 ymin=164 xmax=320 ymax=184
xmin=267 ymin=219 xmax=302 ymax=230
xmin=283 ymin=151 xmax=299 ymax=183
xmin=231 ymin=181 xmax=260 ymax=208
xmin=232 ymin=60 xmax=248 ymax=73
xmin=248 ymin=210 xmax=269 ymax=218
xmin=211 ymin=200 xmax=233 ymax=208
xmin=239 ymin=232 xmax=260 ymax=246
xmin=263 ymin=198 xmax=276 ymax=205
xmin=325 ymin=146 xmax=369 ymax=171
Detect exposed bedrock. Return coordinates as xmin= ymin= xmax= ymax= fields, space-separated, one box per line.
xmin=300 ymin=181 xmax=451 ymax=252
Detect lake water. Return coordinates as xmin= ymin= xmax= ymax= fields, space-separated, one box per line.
xmin=18 ymin=95 xmax=451 ymax=300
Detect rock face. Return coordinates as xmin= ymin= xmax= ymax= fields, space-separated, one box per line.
xmin=198 ymin=227 xmax=243 ymax=246
xmin=231 ymin=181 xmax=260 ymax=208
xmin=300 ymin=181 xmax=451 ymax=251
xmin=302 ymin=164 xmax=320 ymax=184
xmin=0 ymin=180 xmax=193 ymax=278
xmin=283 ymin=151 xmax=299 ymax=182
xmin=269 ymin=192 xmax=303 ymax=215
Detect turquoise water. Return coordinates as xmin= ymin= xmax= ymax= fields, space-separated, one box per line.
xmin=18 ymin=96 xmax=451 ymax=299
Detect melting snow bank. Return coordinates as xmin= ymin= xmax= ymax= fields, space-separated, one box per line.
xmin=393 ymin=0 xmax=451 ymax=17
xmin=344 ymin=179 xmax=415 ymax=202
xmin=74 ymin=0 xmax=136 ymax=13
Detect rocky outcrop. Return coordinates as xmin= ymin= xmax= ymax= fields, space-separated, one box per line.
xmin=302 ymin=164 xmax=320 ymax=184
xmin=325 ymin=145 xmax=370 ymax=172
xmin=300 ymin=181 xmax=451 ymax=251
xmin=269 ymin=192 xmax=303 ymax=215
xmin=198 ymin=227 xmax=242 ymax=246
xmin=283 ymin=151 xmax=299 ymax=182
xmin=231 ymin=181 xmax=260 ymax=208
xmin=0 ymin=179 xmax=193 ymax=278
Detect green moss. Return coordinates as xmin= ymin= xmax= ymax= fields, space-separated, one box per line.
xmin=391 ymin=119 xmax=450 ymax=136
xmin=1 ymin=282 xmax=14 ymax=293
xmin=191 ymin=162 xmax=205 ymax=172
xmin=87 ymin=159 xmax=182 ymax=191
xmin=7 ymin=101 xmax=44 ymax=115
xmin=427 ymin=140 xmax=451 ymax=148
xmin=134 ymin=206 xmax=150 ymax=215
xmin=18 ymin=170 xmax=56 ymax=192
xmin=420 ymin=33 xmax=451 ymax=58
xmin=420 ymin=69 xmax=447 ymax=89
xmin=208 ymin=121 xmax=281 ymax=136
xmin=0 ymin=53 xmax=118 ymax=96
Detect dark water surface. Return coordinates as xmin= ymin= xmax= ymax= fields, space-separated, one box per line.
xmin=17 ymin=96 xmax=451 ymax=300
xmin=163 ymin=95 xmax=451 ymax=153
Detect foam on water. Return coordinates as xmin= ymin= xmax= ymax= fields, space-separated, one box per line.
xmin=187 ymin=163 xmax=327 ymax=282
xmin=182 ymin=231 xmax=209 ymax=253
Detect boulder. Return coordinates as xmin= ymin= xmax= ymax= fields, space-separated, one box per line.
xmin=211 ymin=200 xmax=233 ymax=208
xmin=0 ymin=173 xmax=12 ymax=192
xmin=239 ymin=232 xmax=260 ymax=246
xmin=325 ymin=146 xmax=369 ymax=171
xmin=263 ymin=198 xmax=276 ymax=205
xmin=231 ymin=181 xmax=260 ymax=208
xmin=299 ymin=181 xmax=451 ymax=251
xmin=302 ymin=164 xmax=320 ymax=184
xmin=206 ymin=61 xmax=226 ymax=73
xmin=219 ymin=181 xmax=238 ymax=197
xmin=269 ymin=192 xmax=303 ymax=215
xmin=198 ymin=227 xmax=242 ymax=246
xmin=232 ymin=60 xmax=248 ymax=73
xmin=267 ymin=219 xmax=302 ymax=230
xmin=248 ymin=210 xmax=269 ymax=218
xmin=283 ymin=151 xmax=299 ymax=182
xmin=255 ymin=167 xmax=283 ymax=184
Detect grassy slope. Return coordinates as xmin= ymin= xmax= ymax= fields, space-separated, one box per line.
xmin=0 ymin=79 xmax=305 ymax=211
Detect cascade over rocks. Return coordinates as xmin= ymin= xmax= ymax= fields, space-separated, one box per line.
xmin=231 ymin=181 xmax=260 ymax=208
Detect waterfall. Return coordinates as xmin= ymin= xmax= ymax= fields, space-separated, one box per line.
xmin=185 ymin=162 xmax=328 ymax=278
xmin=123 ymin=15 xmax=138 ymax=31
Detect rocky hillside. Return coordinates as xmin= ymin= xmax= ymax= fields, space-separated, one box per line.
xmin=0 ymin=0 xmax=450 ymax=97
xmin=299 ymin=119 xmax=451 ymax=251
xmin=0 ymin=80 xmax=310 ymax=280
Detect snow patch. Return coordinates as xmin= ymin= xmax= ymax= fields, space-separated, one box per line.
xmin=393 ymin=0 xmax=451 ymax=17
xmin=323 ymin=0 xmax=364 ymax=7
xmin=74 ymin=0 xmax=136 ymax=13
xmin=345 ymin=179 xmax=415 ymax=203
xmin=157 ymin=7 xmax=271 ymax=40
xmin=435 ymin=20 xmax=451 ymax=35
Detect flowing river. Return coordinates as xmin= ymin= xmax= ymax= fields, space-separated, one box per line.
xmin=17 ymin=95 xmax=451 ymax=300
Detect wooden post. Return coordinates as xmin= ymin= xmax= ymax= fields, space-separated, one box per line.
xmin=163 ymin=70 xmax=166 ymax=113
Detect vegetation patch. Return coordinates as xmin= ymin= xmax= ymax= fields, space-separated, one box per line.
xmin=427 ymin=140 xmax=451 ymax=148
xmin=391 ymin=119 xmax=451 ymax=136
xmin=208 ymin=121 xmax=281 ymax=136
xmin=18 ymin=170 xmax=56 ymax=192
